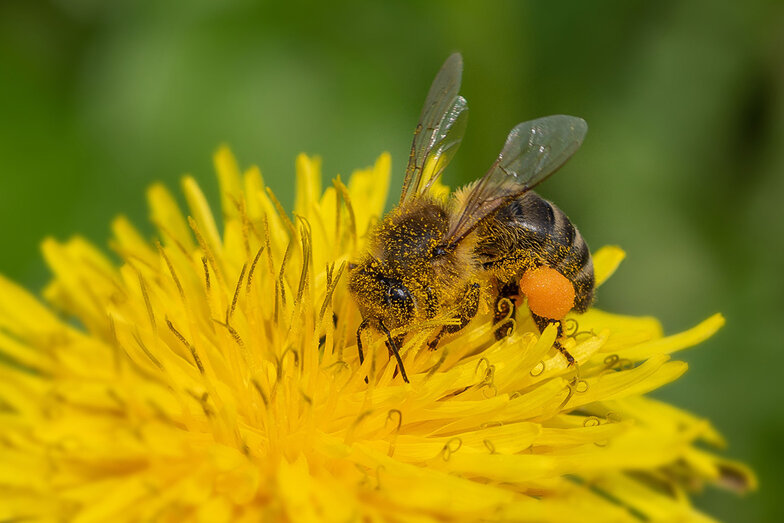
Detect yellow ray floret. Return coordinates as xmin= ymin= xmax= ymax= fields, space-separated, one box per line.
xmin=0 ymin=148 xmax=753 ymax=522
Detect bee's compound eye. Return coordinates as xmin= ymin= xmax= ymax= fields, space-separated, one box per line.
xmin=386 ymin=284 xmax=412 ymax=307
xmin=431 ymin=246 xmax=447 ymax=258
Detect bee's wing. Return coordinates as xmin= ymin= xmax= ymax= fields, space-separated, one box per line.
xmin=399 ymin=53 xmax=469 ymax=204
xmin=444 ymin=115 xmax=587 ymax=247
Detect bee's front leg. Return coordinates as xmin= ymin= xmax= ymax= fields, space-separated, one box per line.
xmin=357 ymin=318 xmax=410 ymax=383
xmin=427 ymin=283 xmax=480 ymax=350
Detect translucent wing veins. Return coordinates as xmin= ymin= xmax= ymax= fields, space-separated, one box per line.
xmin=400 ymin=53 xmax=468 ymax=203
xmin=444 ymin=115 xmax=587 ymax=247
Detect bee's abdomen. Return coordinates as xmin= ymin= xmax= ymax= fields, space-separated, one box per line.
xmin=478 ymin=191 xmax=594 ymax=313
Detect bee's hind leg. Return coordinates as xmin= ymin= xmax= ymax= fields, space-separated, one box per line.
xmin=427 ymin=283 xmax=480 ymax=350
xmin=531 ymin=313 xmax=576 ymax=366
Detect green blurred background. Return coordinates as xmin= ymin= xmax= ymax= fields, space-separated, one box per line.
xmin=1 ymin=0 xmax=782 ymax=520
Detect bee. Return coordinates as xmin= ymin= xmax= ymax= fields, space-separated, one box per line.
xmin=348 ymin=53 xmax=593 ymax=382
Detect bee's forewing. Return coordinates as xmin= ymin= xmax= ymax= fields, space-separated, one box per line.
xmin=400 ymin=53 xmax=468 ymax=203
xmin=444 ymin=115 xmax=587 ymax=246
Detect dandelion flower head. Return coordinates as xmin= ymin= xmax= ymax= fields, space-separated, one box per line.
xmin=0 ymin=146 xmax=754 ymax=521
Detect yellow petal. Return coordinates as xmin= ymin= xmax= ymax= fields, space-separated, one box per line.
xmin=593 ymin=245 xmax=626 ymax=287
xmin=622 ymin=313 xmax=725 ymax=360
xmin=147 ymin=182 xmax=196 ymax=251
xmin=348 ymin=153 xmax=391 ymax=238
xmin=214 ymin=145 xmax=243 ymax=220
xmin=295 ymin=153 xmax=323 ymax=218
xmin=182 ymin=175 xmax=224 ymax=263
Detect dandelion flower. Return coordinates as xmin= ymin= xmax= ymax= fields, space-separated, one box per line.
xmin=0 ymin=147 xmax=753 ymax=522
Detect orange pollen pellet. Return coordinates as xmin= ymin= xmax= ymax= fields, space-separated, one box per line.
xmin=519 ymin=266 xmax=575 ymax=320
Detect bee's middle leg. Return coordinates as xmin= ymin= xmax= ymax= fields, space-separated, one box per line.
xmin=427 ymin=283 xmax=480 ymax=350
xmin=493 ymin=281 xmax=520 ymax=340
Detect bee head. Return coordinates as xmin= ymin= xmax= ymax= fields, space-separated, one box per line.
xmin=348 ymin=259 xmax=417 ymax=330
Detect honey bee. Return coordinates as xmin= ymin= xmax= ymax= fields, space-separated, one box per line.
xmin=348 ymin=53 xmax=593 ymax=382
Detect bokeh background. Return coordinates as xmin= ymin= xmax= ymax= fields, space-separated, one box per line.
xmin=1 ymin=1 xmax=782 ymax=520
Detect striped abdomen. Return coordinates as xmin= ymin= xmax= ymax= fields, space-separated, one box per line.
xmin=475 ymin=191 xmax=594 ymax=312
